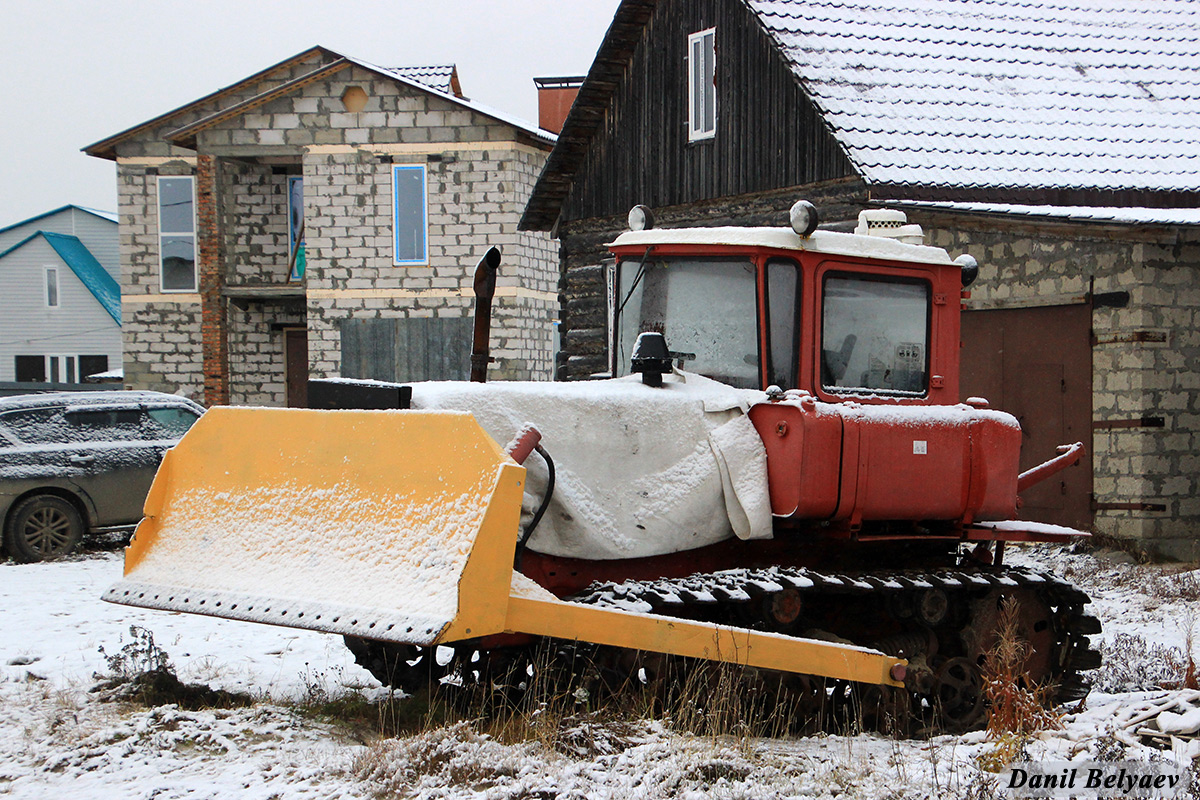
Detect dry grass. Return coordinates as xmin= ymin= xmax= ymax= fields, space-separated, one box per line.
xmin=977 ymin=596 xmax=1062 ymax=771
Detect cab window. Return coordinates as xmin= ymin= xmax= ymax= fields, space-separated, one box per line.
xmin=821 ymin=273 xmax=930 ymax=395
xmin=614 ymin=257 xmax=759 ymax=388
xmin=766 ymin=259 xmax=800 ymax=390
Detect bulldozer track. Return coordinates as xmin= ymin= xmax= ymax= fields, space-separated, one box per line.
xmin=572 ymin=564 xmax=1099 ymax=704
xmin=345 ymin=563 xmax=1099 ymax=735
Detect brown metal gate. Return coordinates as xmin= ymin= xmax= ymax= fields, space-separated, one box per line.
xmin=960 ymin=304 xmax=1093 ymax=528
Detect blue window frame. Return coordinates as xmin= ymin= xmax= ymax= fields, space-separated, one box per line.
xmin=288 ymin=176 xmax=305 ymax=281
xmin=392 ymin=164 xmax=428 ymax=266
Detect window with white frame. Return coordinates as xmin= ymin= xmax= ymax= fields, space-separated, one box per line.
xmin=688 ymin=27 xmax=717 ymax=141
xmin=45 ymin=267 xmax=59 ymax=308
xmin=158 ymin=175 xmax=197 ymax=292
xmin=392 ymin=164 xmax=428 ymax=265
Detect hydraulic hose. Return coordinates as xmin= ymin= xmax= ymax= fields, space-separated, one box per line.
xmin=514 ymin=443 xmax=555 ymax=571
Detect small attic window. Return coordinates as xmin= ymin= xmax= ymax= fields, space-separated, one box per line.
xmin=341 ymin=86 xmax=369 ymax=113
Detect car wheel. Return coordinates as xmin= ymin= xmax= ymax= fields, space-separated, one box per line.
xmin=3 ymin=495 xmax=84 ymax=563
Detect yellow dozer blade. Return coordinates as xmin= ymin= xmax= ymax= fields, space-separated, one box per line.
xmin=104 ymin=407 xmax=904 ymax=687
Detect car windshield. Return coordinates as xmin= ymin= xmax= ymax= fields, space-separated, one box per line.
xmin=614 ymin=257 xmax=759 ymax=388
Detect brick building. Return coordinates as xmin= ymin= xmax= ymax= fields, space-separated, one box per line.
xmin=85 ymin=47 xmax=558 ymax=408
xmin=520 ymin=0 xmax=1200 ymax=559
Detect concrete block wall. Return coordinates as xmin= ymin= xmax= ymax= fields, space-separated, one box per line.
xmin=916 ymin=211 xmax=1200 ymax=560
xmin=111 ymin=57 xmax=557 ymax=409
xmin=220 ymin=162 xmax=292 ymax=284
xmin=197 ymin=66 xmax=560 ymax=383
xmin=115 ymin=160 xmax=205 ymax=403
xmin=109 ymin=48 xmax=343 ymax=404
xmin=227 ymin=299 xmax=305 ymax=405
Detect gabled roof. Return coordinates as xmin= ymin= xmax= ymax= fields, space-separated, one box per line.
xmin=749 ymin=0 xmax=1200 ymax=199
xmin=166 ymin=51 xmax=554 ymax=150
xmin=522 ymin=0 xmax=1200 ymax=229
xmin=0 ymin=232 xmax=121 ymax=324
xmin=0 ymin=205 xmax=117 ymax=236
xmin=83 ymin=47 xmax=340 ymax=161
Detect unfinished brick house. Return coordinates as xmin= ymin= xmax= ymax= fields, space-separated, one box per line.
xmin=85 ymin=46 xmax=557 ymax=409
xmin=520 ymin=0 xmax=1200 ymax=558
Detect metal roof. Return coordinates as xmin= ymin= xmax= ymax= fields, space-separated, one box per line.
xmin=748 ymin=0 xmax=1200 ymax=196
xmin=885 ymin=200 xmax=1200 ymax=227
xmin=521 ymin=0 xmax=1200 ymax=229
xmin=387 ymin=65 xmax=463 ymax=97
xmin=0 ymin=232 xmax=121 ymax=324
xmin=0 ymin=205 xmax=117 ymax=236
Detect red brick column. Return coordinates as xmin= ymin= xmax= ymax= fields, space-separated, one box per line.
xmin=197 ymin=154 xmax=229 ymax=406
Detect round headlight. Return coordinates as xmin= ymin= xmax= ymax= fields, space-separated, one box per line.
xmin=628 ymin=204 xmax=655 ymax=232
xmin=955 ymin=253 xmax=980 ymax=288
xmin=789 ymin=200 xmax=819 ymax=237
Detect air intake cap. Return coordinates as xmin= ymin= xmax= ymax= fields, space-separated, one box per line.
xmin=630 ymin=332 xmax=672 ymax=387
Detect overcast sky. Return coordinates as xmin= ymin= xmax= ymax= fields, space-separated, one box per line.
xmin=0 ymin=0 xmax=622 ymax=228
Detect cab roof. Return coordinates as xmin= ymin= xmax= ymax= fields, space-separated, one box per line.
xmin=609 ymin=226 xmax=954 ymax=266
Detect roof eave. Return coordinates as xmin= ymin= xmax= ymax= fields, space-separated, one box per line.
xmin=519 ymin=0 xmax=659 ymax=231
xmin=866 ymin=182 xmax=1200 ymax=211
xmin=82 ymin=46 xmax=338 ymax=161
xmin=165 ymin=54 xmax=554 ymax=151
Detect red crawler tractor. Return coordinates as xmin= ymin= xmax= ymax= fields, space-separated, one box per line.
xmin=106 ymin=201 xmax=1099 ymax=732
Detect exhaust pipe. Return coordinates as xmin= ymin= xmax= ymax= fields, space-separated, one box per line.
xmin=470 ymin=247 xmax=503 ymax=383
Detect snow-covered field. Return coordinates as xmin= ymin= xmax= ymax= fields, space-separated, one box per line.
xmin=1 ymin=545 xmax=1198 ymax=798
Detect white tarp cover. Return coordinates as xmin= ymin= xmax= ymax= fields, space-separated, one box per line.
xmin=409 ymin=372 xmax=772 ymax=560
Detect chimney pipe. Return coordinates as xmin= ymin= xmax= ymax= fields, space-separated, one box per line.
xmin=534 ymin=76 xmax=585 ymax=135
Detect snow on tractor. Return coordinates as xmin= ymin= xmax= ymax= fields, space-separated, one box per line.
xmin=104 ymin=201 xmax=1099 ymax=732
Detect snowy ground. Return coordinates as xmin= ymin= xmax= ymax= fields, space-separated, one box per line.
xmin=1 ymin=545 xmax=1198 ymax=798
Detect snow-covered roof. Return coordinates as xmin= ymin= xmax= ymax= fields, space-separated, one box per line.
xmin=521 ymin=0 xmax=1200 ymax=230
xmin=609 ymin=226 xmax=954 ymax=265
xmin=0 ymin=231 xmax=121 ymax=324
xmin=885 ymin=200 xmax=1200 ymax=227
xmin=748 ymin=0 xmax=1200 ymax=196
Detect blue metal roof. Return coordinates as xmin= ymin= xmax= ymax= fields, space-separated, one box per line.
xmin=0 ymin=205 xmax=117 ymax=237
xmin=0 ymin=231 xmax=121 ymax=325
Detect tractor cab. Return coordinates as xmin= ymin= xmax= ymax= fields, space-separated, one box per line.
xmin=607 ymin=202 xmax=978 ymax=406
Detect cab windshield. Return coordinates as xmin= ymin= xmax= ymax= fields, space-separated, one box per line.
xmin=614 ymin=257 xmax=759 ymax=388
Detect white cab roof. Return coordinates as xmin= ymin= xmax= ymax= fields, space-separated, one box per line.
xmin=610 ymin=226 xmax=955 ymax=266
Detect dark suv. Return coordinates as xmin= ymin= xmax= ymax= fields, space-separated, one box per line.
xmin=0 ymin=391 xmax=204 ymax=562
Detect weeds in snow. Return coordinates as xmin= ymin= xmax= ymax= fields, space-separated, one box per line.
xmin=1095 ymin=634 xmax=1189 ymax=693
xmin=92 ymin=626 xmax=251 ymax=710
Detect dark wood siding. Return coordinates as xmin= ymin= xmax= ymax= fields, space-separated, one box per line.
xmin=340 ymin=318 xmax=472 ymax=382
xmin=563 ymin=0 xmax=855 ymax=223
